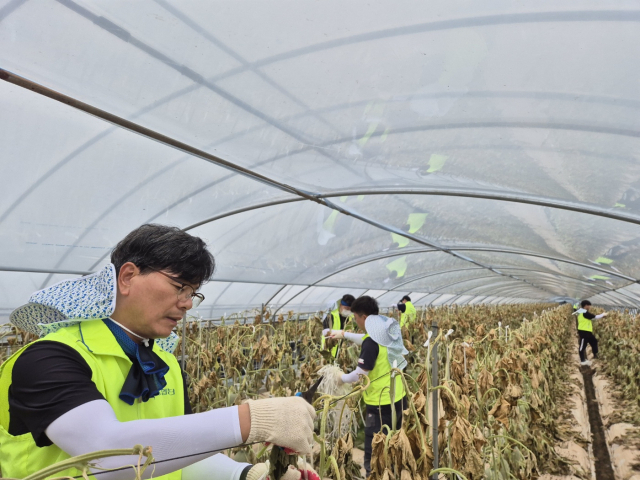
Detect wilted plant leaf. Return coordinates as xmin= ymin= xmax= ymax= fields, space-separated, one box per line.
xmin=489 ymin=396 xmax=511 ymax=429
xmin=389 ymin=428 xmax=417 ymax=476
xmin=371 ymin=432 xmax=387 ymax=478
xmin=504 ymin=383 xmax=523 ymax=405
xmin=450 ymin=415 xmax=473 ymax=465
xmin=478 ymin=368 xmax=494 ymax=398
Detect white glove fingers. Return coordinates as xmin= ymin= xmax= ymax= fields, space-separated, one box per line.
xmin=305 ymin=403 xmax=316 ymax=418
xmin=247 ymin=396 xmax=316 ymax=457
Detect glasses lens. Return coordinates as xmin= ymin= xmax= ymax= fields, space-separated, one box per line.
xmin=191 ymin=295 xmax=203 ymax=308
xmin=177 ymin=285 xmax=193 ymax=301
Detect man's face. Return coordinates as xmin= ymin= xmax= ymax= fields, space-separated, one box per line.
xmin=121 ymin=264 xmax=198 ymax=339
xmin=584 ymin=304 xmax=591 ymax=311
xmin=340 ymin=306 xmax=351 ymax=317
xmin=354 ymin=312 xmax=367 ymax=331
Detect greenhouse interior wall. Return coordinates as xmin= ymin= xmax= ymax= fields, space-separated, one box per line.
xmin=2 ymin=0 xmax=640 ymax=320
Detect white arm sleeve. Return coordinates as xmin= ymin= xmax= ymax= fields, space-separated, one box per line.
xmin=46 ymin=399 xmax=244 ymax=480
xmin=344 ymin=332 xmax=366 ymax=346
xmin=594 ymin=313 xmax=606 ymax=320
xmin=182 ymin=453 xmax=249 ymax=480
xmin=341 ymin=367 xmax=369 ymax=384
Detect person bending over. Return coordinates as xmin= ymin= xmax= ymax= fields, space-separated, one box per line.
xmin=327 ymin=295 xmax=408 ymax=477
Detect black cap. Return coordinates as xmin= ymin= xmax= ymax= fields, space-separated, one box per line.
xmin=341 ymin=294 xmax=355 ymax=307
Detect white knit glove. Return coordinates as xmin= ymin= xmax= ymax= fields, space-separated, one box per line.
xmin=246 ymin=463 xmax=268 ymax=480
xmin=279 ymin=464 xmax=321 ymax=480
xmin=245 ymin=397 xmax=316 ymax=455
xmin=327 ymin=330 xmax=345 ymax=340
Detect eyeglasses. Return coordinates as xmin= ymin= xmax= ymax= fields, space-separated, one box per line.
xmin=149 ymin=269 xmax=205 ymax=308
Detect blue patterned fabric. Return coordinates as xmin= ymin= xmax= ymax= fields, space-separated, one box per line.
xmin=9 ymin=263 xmax=180 ymax=354
xmin=103 ymin=319 xmax=170 ymax=405
xmin=155 ymin=333 xmax=180 ymax=354
xmin=11 ymin=264 xmax=116 ymax=336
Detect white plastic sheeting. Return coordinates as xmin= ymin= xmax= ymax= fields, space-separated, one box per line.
xmin=1 ymin=0 xmax=639 ymax=322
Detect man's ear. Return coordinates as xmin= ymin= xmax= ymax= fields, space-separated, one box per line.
xmin=118 ymin=262 xmax=138 ymax=296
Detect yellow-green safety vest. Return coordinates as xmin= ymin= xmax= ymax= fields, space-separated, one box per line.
xmin=361 ymin=334 xmax=406 ymax=406
xmin=321 ymin=308 xmax=353 ymax=357
xmin=400 ymin=301 xmax=417 ymax=327
xmin=577 ymin=312 xmax=593 ymax=333
xmin=0 ymin=320 xmax=184 ymax=480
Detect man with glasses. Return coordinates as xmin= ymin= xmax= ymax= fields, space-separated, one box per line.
xmin=0 ymin=224 xmax=315 ymax=480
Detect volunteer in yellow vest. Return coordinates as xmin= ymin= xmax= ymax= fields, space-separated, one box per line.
xmin=398 ymin=295 xmax=416 ymax=327
xmin=573 ymin=300 xmax=608 ymax=366
xmin=0 ymin=224 xmax=315 ymax=480
xmin=327 ymin=296 xmax=407 ymax=478
xmin=320 ymin=294 xmax=355 ymax=357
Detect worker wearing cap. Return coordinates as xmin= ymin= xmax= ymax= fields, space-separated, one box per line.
xmin=327 ymin=296 xmax=407 ymax=477
xmin=0 ymin=224 xmax=315 ymax=480
xmin=321 ymin=294 xmax=355 ymax=357
xmin=398 ymin=295 xmax=416 ymax=327
xmin=573 ymin=300 xmax=608 ymax=366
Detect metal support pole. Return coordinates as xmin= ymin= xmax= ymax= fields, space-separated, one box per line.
xmin=431 ymin=321 xmax=439 ymax=480
xmin=180 ymin=312 xmax=187 ymax=371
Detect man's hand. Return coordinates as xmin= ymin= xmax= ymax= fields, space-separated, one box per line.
xmin=245 ymin=396 xmax=316 ymax=456
xmin=326 ymin=330 xmax=345 ymax=340
xmin=279 ymin=463 xmax=321 ymax=480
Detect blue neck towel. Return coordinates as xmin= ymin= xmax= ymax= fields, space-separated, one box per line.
xmin=103 ymin=319 xmax=170 ymax=405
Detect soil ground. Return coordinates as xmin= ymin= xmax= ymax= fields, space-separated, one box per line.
xmin=581 ymin=364 xmax=616 ymax=480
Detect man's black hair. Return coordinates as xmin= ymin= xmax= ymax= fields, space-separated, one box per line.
xmin=111 ymin=224 xmax=215 ymax=285
xmin=401 ymin=295 xmax=411 ymax=302
xmin=581 ymin=300 xmax=592 ymax=308
xmin=351 ymin=296 xmax=379 ymax=316
xmin=341 ymin=294 xmax=356 ymax=307
xmin=397 ymin=303 xmax=406 ymax=313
